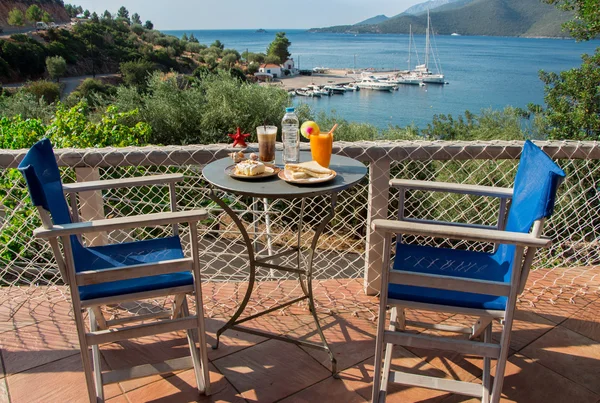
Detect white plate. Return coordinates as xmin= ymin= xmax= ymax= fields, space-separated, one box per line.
xmin=225 ymin=164 xmax=279 ymax=180
xmin=278 ymin=169 xmax=337 ymax=184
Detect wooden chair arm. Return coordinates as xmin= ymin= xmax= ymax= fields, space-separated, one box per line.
xmin=371 ymin=219 xmax=550 ymax=248
xmin=390 ymin=179 xmax=513 ymax=198
xmin=62 ymin=174 xmax=184 ymax=194
xmin=34 ymin=210 xmax=207 ymax=239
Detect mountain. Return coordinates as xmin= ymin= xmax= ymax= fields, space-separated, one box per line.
xmin=355 ymin=14 xmax=389 ymax=26
xmin=401 ymin=0 xmax=467 ymax=16
xmin=309 ymin=0 xmax=572 ymax=38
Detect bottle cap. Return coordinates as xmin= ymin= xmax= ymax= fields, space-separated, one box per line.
xmin=285 ymin=107 xmax=295 ymax=113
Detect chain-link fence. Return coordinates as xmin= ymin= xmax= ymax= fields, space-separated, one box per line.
xmin=1 ymin=140 xmax=598 ymax=320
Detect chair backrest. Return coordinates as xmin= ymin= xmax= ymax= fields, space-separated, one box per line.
xmin=504 ymin=140 xmax=565 ymax=234
xmin=18 ymin=138 xmax=73 ymax=226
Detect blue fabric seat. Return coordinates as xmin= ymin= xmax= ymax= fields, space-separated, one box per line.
xmin=389 ymin=140 xmax=565 ymax=311
xmin=74 ymin=236 xmax=193 ymax=301
xmin=390 ymin=244 xmax=510 ymax=310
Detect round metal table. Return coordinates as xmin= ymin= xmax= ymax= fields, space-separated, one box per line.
xmin=203 ymin=152 xmax=367 ymax=375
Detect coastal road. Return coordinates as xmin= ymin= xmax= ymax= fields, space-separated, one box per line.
xmin=3 ymin=73 xmax=120 ymax=100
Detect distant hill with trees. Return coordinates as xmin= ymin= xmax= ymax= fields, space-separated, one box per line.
xmin=310 ymin=0 xmax=572 ymax=37
xmin=0 ymin=0 xmax=70 ymax=29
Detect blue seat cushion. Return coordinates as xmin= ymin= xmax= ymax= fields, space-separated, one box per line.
xmin=389 ymin=243 xmax=510 ymax=310
xmin=75 ymin=236 xmax=193 ymax=301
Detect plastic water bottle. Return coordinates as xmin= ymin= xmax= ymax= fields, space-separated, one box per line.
xmin=282 ymin=107 xmax=300 ymax=164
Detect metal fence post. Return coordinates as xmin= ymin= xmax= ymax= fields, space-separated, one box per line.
xmin=364 ymin=158 xmax=390 ymax=295
xmin=75 ymin=167 xmax=107 ymax=246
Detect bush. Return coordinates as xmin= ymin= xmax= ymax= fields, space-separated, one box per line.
xmin=120 ymin=59 xmax=156 ymax=87
xmin=0 ymin=91 xmax=56 ymax=122
xmin=24 ymin=80 xmax=60 ymax=104
xmin=46 ymin=56 xmax=67 ymax=82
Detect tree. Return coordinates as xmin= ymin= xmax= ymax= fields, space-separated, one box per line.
xmin=26 ymin=5 xmax=43 ymax=24
xmin=541 ymin=0 xmax=600 ymax=139
xmin=182 ymin=33 xmax=189 ymax=41
xmin=544 ymin=0 xmax=600 ymax=41
xmin=102 ymin=10 xmax=112 ymax=20
xmin=90 ymin=12 xmax=99 ymax=23
xmin=211 ymin=40 xmax=224 ymax=50
xmin=8 ymin=8 xmax=25 ymax=27
xmin=189 ymin=33 xmax=199 ymax=43
xmin=266 ymin=32 xmax=291 ymax=64
xmin=46 ymin=56 xmax=67 ymax=82
xmin=264 ymin=54 xmax=281 ymax=65
xmin=131 ymin=13 xmax=142 ymax=25
xmin=42 ymin=11 xmax=53 ymax=24
xmin=117 ymin=6 xmax=130 ymax=23
xmin=220 ymin=53 xmax=238 ymax=69
xmin=144 ymin=20 xmax=154 ymax=30
xmin=83 ymin=9 xmax=90 ymax=19
xmin=120 ymin=59 xmax=156 ymax=87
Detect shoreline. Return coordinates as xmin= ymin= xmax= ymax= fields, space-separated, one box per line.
xmin=262 ymin=69 xmax=403 ymax=91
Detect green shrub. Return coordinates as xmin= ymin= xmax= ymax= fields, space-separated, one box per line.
xmin=120 ymin=59 xmax=156 ymax=87
xmin=24 ymin=80 xmax=60 ymax=104
xmin=0 ymin=91 xmax=56 ymax=122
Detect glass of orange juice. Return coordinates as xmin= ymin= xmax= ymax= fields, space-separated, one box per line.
xmin=310 ymin=132 xmax=333 ymax=168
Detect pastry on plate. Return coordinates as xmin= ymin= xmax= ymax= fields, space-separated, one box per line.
xmin=235 ymin=160 xmax=266 ymax=176
xmin=284 ymin=160 xmax=332 ymax=179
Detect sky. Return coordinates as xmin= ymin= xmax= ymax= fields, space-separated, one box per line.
xmin=73 ymin=0 xmax=424 ymax=30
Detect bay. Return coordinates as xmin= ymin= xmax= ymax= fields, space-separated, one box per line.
xmin=164 ymin=29 xmax=598 ymax=128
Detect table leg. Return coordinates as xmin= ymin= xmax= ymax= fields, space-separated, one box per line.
xmin=209 ymin=189 xmax=257 ymax=349
xmin=302 ymin=193 xmax=338 ymax=375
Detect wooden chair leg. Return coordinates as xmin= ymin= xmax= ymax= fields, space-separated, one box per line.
xmin=372 ymin=305 xmax=388 ymax=403
xmin=74 ymin=309 xmax=97 ymax=403
xmin=182 ymin=297 xmax=209 ymax=395
xmin=490 ymin=317 xmax=513 ymax=403
xmin=89 ymin=308 xmax=104 ymax=402
xmin=396 ymin=307 xmax=406 ymax=331
xmin=381 ymin=306 xmax=398 ymax=393
xmin=482 ymin=323 xmax=492 ymax=403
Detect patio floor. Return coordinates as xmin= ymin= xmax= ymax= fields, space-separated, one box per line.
xmin=1 ymin=266 xmax=599 ymax=403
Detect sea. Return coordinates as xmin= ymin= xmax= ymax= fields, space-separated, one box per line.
xmin=164 ymin=29 xmax=598 ymax=128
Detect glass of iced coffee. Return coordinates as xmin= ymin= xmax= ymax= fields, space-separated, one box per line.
xmin=257 ymin=125 xmax=277 ymax=164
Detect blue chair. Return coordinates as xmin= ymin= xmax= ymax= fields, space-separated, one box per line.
xmin=19 ymin=139 xmax=211 ymax=402
xmin=370 ymin=140 xmax=565 ymax=403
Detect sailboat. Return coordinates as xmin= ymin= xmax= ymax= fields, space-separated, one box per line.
xmin=414 ymin=10 xmax=446 ymax=84
xmin=396 ymin=25 xmax=425 ymax=85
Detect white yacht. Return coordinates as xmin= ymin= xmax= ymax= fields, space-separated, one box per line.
xmin=307 ymin=84 xmax=331 ymax=96
xmin=356 ymin=75 xmax=395 ymax=91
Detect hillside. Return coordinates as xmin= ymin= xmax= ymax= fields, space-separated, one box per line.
xmin=401 ymin=0 xmax=466 ymax=16
xmin=355 ymin=15 xmax=389 ymax=26
xmin=0 ymin=0 xmax=70 ymax=28
xmin=310 ymin=0 xmax=572 ymax=37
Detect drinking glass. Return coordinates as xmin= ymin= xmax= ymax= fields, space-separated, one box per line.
xmin=257 ymin=125 xmax=277 ymax=164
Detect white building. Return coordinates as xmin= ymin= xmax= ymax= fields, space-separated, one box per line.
xmin=283 ymin=58 xmax=295 ymax=71
xmin=259 ymin=63 xmax=282 ymax=78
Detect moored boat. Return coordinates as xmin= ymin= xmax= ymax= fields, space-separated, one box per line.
xmin=357 ymin=75 xmax=395 ymax=91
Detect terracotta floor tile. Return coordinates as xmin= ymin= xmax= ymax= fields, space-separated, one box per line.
xmin=292 ymin=313 xmax=378 ymax=372
xmin=213 ymin=339 xmax=330 ymax=402
xmin=279 ymin=375 xmax=368 ymax=403
xmin=106 ymin=396 xmax=128 ymax=403
xmin=6 ymin=353 xmax=122 ymax=403
xmin=492 ymin=308 xmax=556 ymax=351
xmin=125 ymin=363 xmax=244 ymax=403
xmin=562 ymin=298 xmax=600 ymax=342
xmin=0 ymin=319 xmax=80 ymax=375
xmin=520 ymin=325 xmax=600 ymax=395
xmin=101 ymin=331 xmax=195 ymax=393
xmin=0 ymin=350 xmax=4 ymax=379
xmin=10 ymin=287 xmax=74 ymax=324
xmin=338 ymin=349 xmax=452 ymax=402
xmin=205 ymin=317 xmax=267 ymax=361
xmin=494 ymin=353 xmax=598 ymax=402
